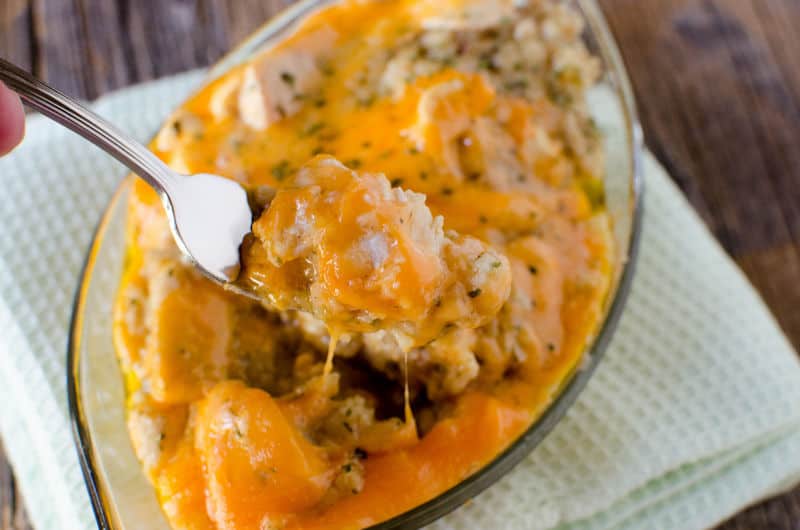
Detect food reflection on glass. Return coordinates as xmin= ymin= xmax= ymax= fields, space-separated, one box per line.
xmin=114 ymin=0 xmax=614 ymax=528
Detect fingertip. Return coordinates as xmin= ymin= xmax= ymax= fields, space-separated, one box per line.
xmin=0 ymin=81 xmax=25 ymax=156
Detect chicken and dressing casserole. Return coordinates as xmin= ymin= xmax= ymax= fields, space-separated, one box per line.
xmin=113 ymin=0 xmax=613 ymax=528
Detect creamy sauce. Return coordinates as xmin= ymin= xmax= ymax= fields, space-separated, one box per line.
xmin=114 ymin=1 xmax=613 ymax=528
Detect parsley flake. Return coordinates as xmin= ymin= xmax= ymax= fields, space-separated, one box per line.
xmin=280 ymin=71 xmax=295 ymax=86
xmin=271 ymin=160 xmax=291 ymax=181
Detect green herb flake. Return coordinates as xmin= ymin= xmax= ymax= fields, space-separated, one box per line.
xmin=582 ymin=177 xmax=606 ymax=210
xmin=280 ymin=71 xmax=295 ymax=86
xmin=528 ymin=265 xmax=538 ymax=275
xmin=301 ymin=121 xmax=326 ymax=138
xmin=468 ymin=288 xmax=482 ymax=298
xmin=504 ymin=79 xmax=529 ymax=91
xmin=584 ymin=117 xmax=601 ymax=139
xmin=319 ymin=130 xmax=340 ymax=142
xmin=492 ymin=261 xmax=502 ymax=269
xmin=319 ymin=62 xmax=335 ymax=77
xmin=346 ymin=158 xmax=363 ymax=169
xmin=545 ymin=76 xmax=573 ymax=107
xmin=358 ymin=95 xmax=377 ymax=107
xmin=271 ymin=160 xmax=291 ymax=181
xmin=390 ymin=178 xmax=404 ymax=187
xmin=441 ymin=187 xmax=454 ymax=196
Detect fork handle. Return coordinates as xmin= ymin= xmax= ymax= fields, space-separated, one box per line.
xmin=0 ymin=57 xmax=178 ymax=196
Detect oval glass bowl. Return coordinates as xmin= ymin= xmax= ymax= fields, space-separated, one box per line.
xmin=68 ymin=1 xmax=643 ymax=528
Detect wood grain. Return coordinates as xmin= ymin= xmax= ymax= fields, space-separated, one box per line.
xmin=0 ymin=443 xmax=30 ymax=530
xmin=1 ymin=0 xmax=799 ymax=528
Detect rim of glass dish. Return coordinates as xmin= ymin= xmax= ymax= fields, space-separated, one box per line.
xmin=67 ymin=1 xmax=644 ymax=528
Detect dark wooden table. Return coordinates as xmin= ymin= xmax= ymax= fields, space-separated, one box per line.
xmin=2 ymin=0 xmax=800 ymax=528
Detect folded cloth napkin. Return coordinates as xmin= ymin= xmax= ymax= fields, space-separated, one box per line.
xmin=1 ymin=71 xmax=799 ymax=530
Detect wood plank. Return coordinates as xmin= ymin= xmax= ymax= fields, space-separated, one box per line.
xmin=749 ymin=1 xmax=800 ymax=107
xmin=110 ymin=0 xmax=276 ymax=84
xmin=73 ymin=0 xmax=132 ymax=95
xmin=0 ymin=442 xmax=31 ymax=530
xmin=0 ymin=0 xmax=33 ymax=71
xmin=718 ymin=485 xmax=800 ymax=529
xmin=596 ymin=0 xmax=717 ymax=225
xmin=599 ymin=0 xmax=800 ymax=257
xmin=597 ymin=1 xmax=800 ymax=525
xmin=122 ymin=0 xmax=207 ymax=81
xmin=1 ymin=1 xmax=296 ymax=98
xmin=29 ymin=0 xmax=95 ymax=97
xmin=737 ymin=243 xmax=800 ymax=349
xmin=216 ymin=0 xmax=291 ymax=45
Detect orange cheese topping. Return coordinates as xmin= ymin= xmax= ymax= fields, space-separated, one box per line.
xmin=238 ymin=155 xmax=511 ymax=348
xmin=243 ymin=157 xmax=446 ymax=322
xmin=196 ymin=381 xmax=333 ymax=529
xmin=113 ymin=0 xmax=613 ymax=528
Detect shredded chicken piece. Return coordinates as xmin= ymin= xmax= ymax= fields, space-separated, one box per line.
xmin=237 ymin=155 xmax=512 ymax=347
xmin=238 ymin=27 xmax=338 ymax=130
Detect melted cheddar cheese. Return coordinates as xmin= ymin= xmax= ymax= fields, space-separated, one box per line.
xmin=237 ymin=155 xmax=512 ymax=349
xmin=114 ymin=0 xmax=613 ymax=528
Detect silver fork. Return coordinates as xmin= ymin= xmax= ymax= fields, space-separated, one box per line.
xmin=0 ymin=57 xmax=253 ymax=284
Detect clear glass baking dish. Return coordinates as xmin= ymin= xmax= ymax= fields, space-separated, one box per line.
xmin=67 ymin=1 xmax=643 ymax=528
